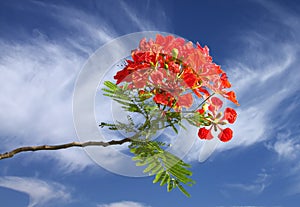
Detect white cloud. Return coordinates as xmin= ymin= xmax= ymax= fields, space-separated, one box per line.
xmin=0 ymin=38 xmax=95 ymax=171
xmin=266 ymin=134 xmax=300 ymax=195
xmin=225 ymin=171 xmax=270 ymax=195
xmin=31 ymin=0 xmax=116 ymax=44
xmin=119 ymin=0 xmax=168 ymax=31
xmin=271 ymin=138 xmax=300 ymax=160
xmin=0 ymin=1 xmax=169 ymax=173
xmin=0 ymin=3 xmax=116 ymax=171
xmin=0 ymin=176 xmax=71 ymax=207
xmin=226 ymin=183 xmax=265 ymax=195
xmin=97 ymin=201 xmax=151 ymax=207
xmin=43 ymin=2 xmax=116 ymax=49
xmin=184 ymin=0 xmax=300 ymax=162
xmin=186 ymin=41 xmax=299 ymax=162
xmin=120 ymin=1 xmax=155 ymax=31
xmin=219 ymin=38 xmax=299 ymax=151
xmin=214 ymin=1 xmax=300 ymax=195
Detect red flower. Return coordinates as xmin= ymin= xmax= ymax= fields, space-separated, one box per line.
xmin=167 ymin=60 xmax=180 ymax=73
xmin=132 ymin=71 xmax=149 ymax=88
xmin=155 ymin=34 xmax=186 ymax=55
xmin=220 ymin=73 xmax=231 ymax=88
xmin=197 ymin=109 xmax=205 ymax=115
xmin=182 ymin=70 xmax=199 ymax=88
xmin=218 ymin=128 xmax=233 ymax=142
xmin=224 ymin=91 xmax=239 ymax=106
xmin=177 ymin=93 xmax=193 ymax=108
xmin=114 ymin=69 xmax=130 ymax=84
xmin=153 ymin=92 xmax=175 ymax=107
xmin=132 ymin=51 xmax=156 ymax=63
xmin=210 ymin=97 xmax=223 ymax=112
xmin=207 ymin=97 xmax=223 ymax=116
xmin=196 ymin=87 xmax=210 ymax=98
xmin=198 ymin=127 xmax=213 ymax=140
xmin=139 ymin=37 xmax=151 ymax=51
xmin=150 ymin=70 xmax=164 ymax=85
xmin=115 ymin=35 xmax=240 ymax=108
xmin=223 ymin=108 xmax=237 ymax=124
xmin=197 ymin=96 xmax=236 ymax=142
xmin=111 ymin=35 xmax=239 ymax=144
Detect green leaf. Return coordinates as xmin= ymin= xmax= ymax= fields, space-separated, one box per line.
xmin=168 ymin=168 xmax=194 ymax=184
xmin=177 ymin=184 xmax=191 ymax=197
xmin=132 ymin=156 xmax=142 ymax=161
xmin=178 ymin=122 xmax=187 ymax=130
xmin=136 ymin=161 xmax=146 ymax=166
xmin=101 ymin=89 xmax=115 ymax=96
xmin=170 ymin=124 xmax=178 ymax=134
xmin=124 ymin=104 xmax=141 ymax=113
xmin=143 ymin=160 xmax=158 ymax=173
xmin=103 ymin=81 xmax=118 ymax=90
xmin=167 ymin=178 xmax=174 ymax=192
xmin=164 ymin=152 xmax=181 ymax=164
xmin=164 ymin=151 xmax=191 ymax=169
xmin=153 ymin=171 xmax=165 ymax=184
xmin=149 ymin=164 xmax=164 ymax=176
xmin=173 ymin=164 xmax=193 ymax=176
xmin=129 ymin=140 xmax=195 ymax=197
xmin=160 ymin=172 xmax=169 ymax=186
xmin=113 ymin=99 xmax=133 ymax=106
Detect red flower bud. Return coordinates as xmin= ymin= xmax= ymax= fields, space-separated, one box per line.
xmin=197 ymin=109 xmax=205 ymax=115
xmin=218 ymin=128 xmax=233 ymax=142
xmin=198 ymin=127 xmax=213 ymax=140
xmin=225 ymin=91 xmax=239 ymax=106
xmin=223 ymin=108 xmax=237 ymax=124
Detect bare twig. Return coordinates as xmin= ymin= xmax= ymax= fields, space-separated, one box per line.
xmin=0 ymin=138 xmax=131 ymax=160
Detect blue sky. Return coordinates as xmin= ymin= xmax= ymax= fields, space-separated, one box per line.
xmin=0 ymin=0 xmax=300 ymax=206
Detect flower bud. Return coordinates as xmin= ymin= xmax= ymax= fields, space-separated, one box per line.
xmin=172 ymin=48 xmax=179 ymax=59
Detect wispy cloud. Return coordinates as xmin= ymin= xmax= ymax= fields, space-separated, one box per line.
xmin=266 ymin=133 xmax=300 ymax=195
xmin=0 ymin=176 xmax=71 ymax=207
xmin=225 ymin=183 xmax=265 ymax=195
xmin=30 ymin=0 xmax=117 ymax=51
xmin=0 ymin=1 xmax=169 ymax=173
xmin=0 ymin=37 xmax=95 ymax=171
xmin=225 ymin=171 xmax=271 ymax=195
xmin=267 ymin=138 xmax=300 ymax=161
xmin=213 ymin=1 xmax=300 ymax=196
xmin=119 ymin=0 xmax=168 ymax=31
xmin=0 ymin=1 xmax=118 ymax=171
xmin=97 ymin=201 xmax=151 ymax=207
xmin=185 ymin=0 xmax=300 ymax=162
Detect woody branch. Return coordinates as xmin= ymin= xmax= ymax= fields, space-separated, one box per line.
xmin=0 ymin=137 xmax=131 ymax=160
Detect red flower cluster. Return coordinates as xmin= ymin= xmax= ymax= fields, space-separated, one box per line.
xmin=114 ymin=34 xmax=239 ymax=107
xmin=113 ymin=34 xmax=239 ymax=142
xmin=197 ymin=97 xmax=237 ymax=142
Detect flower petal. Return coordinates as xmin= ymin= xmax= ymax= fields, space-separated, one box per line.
xmin=218 ymin=128 xmax=233 ymax=142
xmin=198 ymin=127 xmax=214 ymax=140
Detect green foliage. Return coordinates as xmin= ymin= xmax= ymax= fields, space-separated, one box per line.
xmin=184 ymin=112 xmax=212 ymax=127
xmin=129 ymin=141 xmax=195 ymax=197
xmin=103 ymin=81 xmax=151 ymax=116
xmin=101 ymin=81 xmax=198 ymax=197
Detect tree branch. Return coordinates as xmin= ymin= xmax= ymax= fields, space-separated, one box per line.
xmin=0 ymin=138 xmax=131 ymax=160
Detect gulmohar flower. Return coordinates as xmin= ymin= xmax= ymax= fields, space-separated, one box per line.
xmin=104 ymin=34 xmax=240 ymax=197
xmin=197 ymin=96 xmax=237 ymax=142
xmin=218 ymin=128 xmax=233 ymax=142
xmin=113 ymin=34 xmax=239 ymax=142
